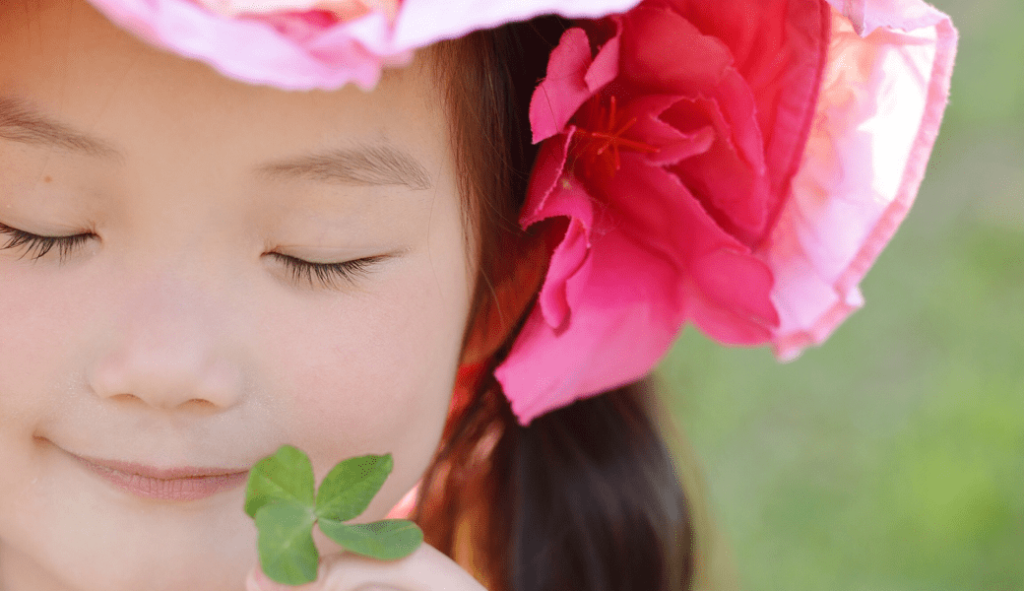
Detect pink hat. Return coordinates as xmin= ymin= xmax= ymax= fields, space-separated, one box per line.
xmin=84 ymin=0 xmax=958 ymax=425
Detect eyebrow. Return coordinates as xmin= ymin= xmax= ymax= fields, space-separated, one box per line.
xmin=0 ymin=96 xmax=433 ymax=191
xmin=257 ymin=144 xmax=433 ymax=191
xmin=0 ymin=96 xmax=121 ymax=160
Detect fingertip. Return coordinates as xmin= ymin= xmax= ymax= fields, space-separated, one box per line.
xmin=247 ymin=567 xmax=295 ymax=591
xmin=245 ymin=567 xmax=268 ymax=591
xmin=247 ymin=564 xmax=327 ymax=591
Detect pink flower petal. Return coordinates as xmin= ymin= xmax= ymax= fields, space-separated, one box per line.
xmin=529 ymin=29 xmax=598 ymax=144
xmin=601 ymin=156 xmax=779 ymax=342
xmin=617 ymin=3 xmax=774 ymax=241
xmin=665 ymin=0 xmax=832 ymax=216
xmin=619 ymin=94 xmax=716 ymax=166
xmin=538 ymin=217 xmax=592 ymax=331
xmin=495 ymin=219 xmax=682 ymax=426
xmin=499 ymin=152 xmax=777 ymax=425
xmin=663 ymin=86 xmax=770 ymax=243
xmin=530 ymin=26 xmax=621 ymax=144
xmin=618 ymin=4 xmax=732 ymax=93
xmin=765 ymin=1 xmax=958 ymax=359
xmin=687 ymin=248 xmax=778 ymax=344
xmin=521 ymin=129 xmax=595 ymax=227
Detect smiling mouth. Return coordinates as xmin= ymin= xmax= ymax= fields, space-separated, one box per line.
xmin=63 ymin=449 xmax=250 ymax=502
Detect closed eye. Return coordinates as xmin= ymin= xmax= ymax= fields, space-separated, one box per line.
xmin=0 ymin=220 xmax=390 ymax=289
xmin=267 ymin=252 xmax=388 ymax=290
xmin=0 ymin=222 xmax=94 ymax=264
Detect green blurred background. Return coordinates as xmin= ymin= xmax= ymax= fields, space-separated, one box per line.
xmin=657 ymin=0 xmax=1024 ymax=589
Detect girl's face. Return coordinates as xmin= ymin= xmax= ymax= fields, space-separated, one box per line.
xmin=0 ymin=1 xmax=472 ymax=590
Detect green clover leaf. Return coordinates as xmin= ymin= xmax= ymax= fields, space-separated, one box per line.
xmin=254 ymin=502 xmax=319 ymax=585
xmin=245 ymin=445 xmax=315 ymax=518
xmin=314 ymin=454 xmax=393 ymax=522
xmin=318 ymin=519 xmax=424 ymax=561
xmin=244 ymin=445 xmax=424 ymax=586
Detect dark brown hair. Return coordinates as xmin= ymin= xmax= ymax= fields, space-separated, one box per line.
xmin=415 ymin=16 xmax=696 ymax=591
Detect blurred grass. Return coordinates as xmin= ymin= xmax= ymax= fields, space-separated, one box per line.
xmin=657 ymin=0 xmax=1024 ymax=590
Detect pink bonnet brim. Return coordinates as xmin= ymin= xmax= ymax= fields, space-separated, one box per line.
xmin=769 ymin=0 xmax=958 ymax=360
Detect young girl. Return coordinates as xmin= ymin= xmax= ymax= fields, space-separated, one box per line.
xmin=0 ymin=1 xmax=957 ymax=590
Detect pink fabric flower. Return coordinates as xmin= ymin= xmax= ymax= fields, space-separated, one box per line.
xmin=84 ymin=0 xmax=646 ymax=91
xmin=495 ymin=0 xmax=958 ymax=425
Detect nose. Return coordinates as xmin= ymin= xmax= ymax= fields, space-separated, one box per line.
xmin=87 ymin=276 xmax=244 ymax=411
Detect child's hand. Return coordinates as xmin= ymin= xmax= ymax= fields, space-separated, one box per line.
xmin=245 ymin=542 xmax=488 ymax=591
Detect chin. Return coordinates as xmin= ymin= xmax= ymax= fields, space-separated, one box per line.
xmin=63 ymin=548 xmax=252 ymax=591
xmin=1 ymin=522 xmax=256 ymax=591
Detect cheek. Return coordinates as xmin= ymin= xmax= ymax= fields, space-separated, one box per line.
xmin=274 ymin=274 xmax=462 ymax=444
xmin=0 ymin=266 xmax=104 ymax=540
xmin=255 ymin=209 xmax=473 ymax=514
xmin=0 ymin=268 xmax=95 ymax=429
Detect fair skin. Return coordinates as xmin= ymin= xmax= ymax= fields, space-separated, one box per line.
xmin=0 ymin=1 xmax=486 ymax=590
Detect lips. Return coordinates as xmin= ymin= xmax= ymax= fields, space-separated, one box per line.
xmin=68 ymin=451 xmax=250 ymax=502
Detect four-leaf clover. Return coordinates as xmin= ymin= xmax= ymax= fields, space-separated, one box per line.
xmin=244 ymin=445 xmax=423 ymax=585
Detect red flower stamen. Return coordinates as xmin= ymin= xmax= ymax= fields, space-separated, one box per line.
xmin=570 ymin=95 xmax=660 ymax=179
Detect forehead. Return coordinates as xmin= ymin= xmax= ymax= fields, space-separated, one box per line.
xmin=0 ymin=0 xmax=451 ymax=181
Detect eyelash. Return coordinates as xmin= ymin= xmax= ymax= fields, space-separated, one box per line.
xmin=0 ymin=223 xmax=93 ymax=263
xmin=0 ymin=223 xmax=382 ymax=290
xmin=267 ymin=253 xmax=382 ymax=290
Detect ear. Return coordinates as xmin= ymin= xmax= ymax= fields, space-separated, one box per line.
xmin=459 ymin=224 xmax=552 ymax=367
